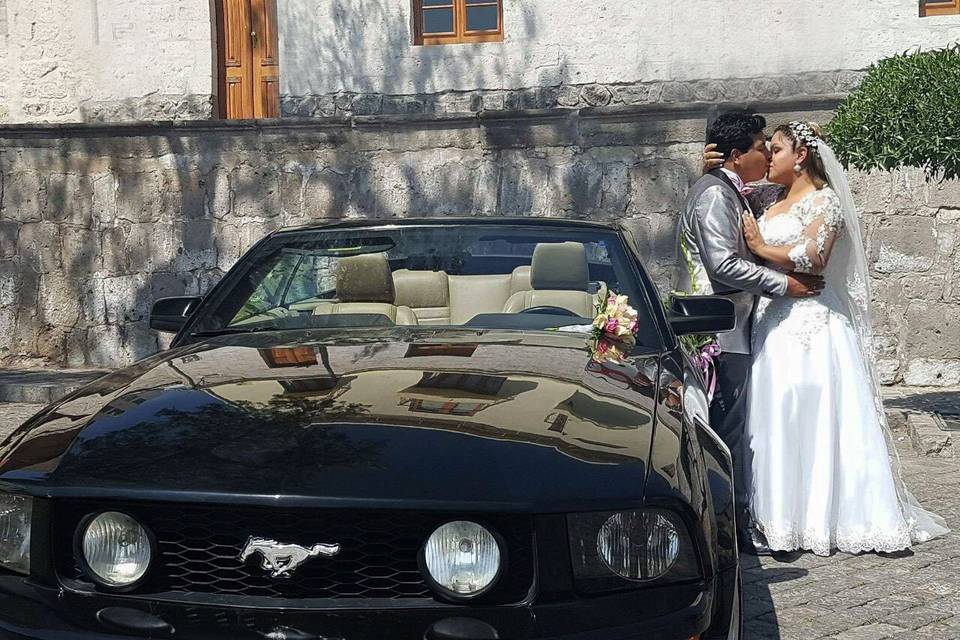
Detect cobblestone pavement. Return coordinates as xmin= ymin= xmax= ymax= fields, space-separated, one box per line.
xmin=1 ymin=400 xmax=959 ymax=639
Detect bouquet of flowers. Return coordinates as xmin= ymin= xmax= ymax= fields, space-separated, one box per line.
xmin=589 ymin=292 xmax=640 ymax=364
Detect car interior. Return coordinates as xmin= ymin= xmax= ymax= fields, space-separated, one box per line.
xmin=232 ymin=241 xmax=609 ymax=328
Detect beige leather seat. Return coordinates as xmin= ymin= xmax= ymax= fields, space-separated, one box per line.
xmin=392 ymin=269 xmax=450 ymax=325
xmin=502 ymin=242 xmax=597 ymax=317
xmin=313 ymin=253 xmax=419 ymax=325
xmin=393 ymin=266 xmax=532 ymax=325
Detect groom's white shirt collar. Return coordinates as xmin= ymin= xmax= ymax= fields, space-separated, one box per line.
xmin=719 ymin=167 xmax=746 ymax=194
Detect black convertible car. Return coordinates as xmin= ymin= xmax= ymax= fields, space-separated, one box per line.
xmin=0 ymin=218 xmax=739 ymax=640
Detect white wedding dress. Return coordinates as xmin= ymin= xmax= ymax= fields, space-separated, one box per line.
xmin=746 ymin=176 xmax=949 ymax=556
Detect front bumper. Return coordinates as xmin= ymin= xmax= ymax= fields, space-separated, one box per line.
xmin=0 ymin=569 xmax=736 ymax=640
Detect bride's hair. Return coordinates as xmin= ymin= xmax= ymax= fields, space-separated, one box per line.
xmin=775 ymin=121 xmax=829 ymax=189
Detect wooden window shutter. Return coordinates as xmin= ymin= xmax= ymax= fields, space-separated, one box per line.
xmin=216 ymin=0 xmax=281 ymax=119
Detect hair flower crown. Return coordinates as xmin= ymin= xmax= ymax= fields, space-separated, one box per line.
xmin=788 ymin=121 xmax=820 ymax=152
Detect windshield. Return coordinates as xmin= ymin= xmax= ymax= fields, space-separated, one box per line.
xmin=188 ymin=224 xmax=659 ymax=347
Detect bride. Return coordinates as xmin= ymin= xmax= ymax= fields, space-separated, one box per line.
xmin=707 ymin=121 xmax=949 ymax=556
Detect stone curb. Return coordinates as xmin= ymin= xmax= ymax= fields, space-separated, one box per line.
xmin=907 ymin=413 xmax=954 ymax=458
xmin=0 ymin=370 xmax=110 ymax=404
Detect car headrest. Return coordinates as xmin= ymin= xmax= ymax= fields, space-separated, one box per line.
xmin=531 ymin=242 xmax=589 ymax=291
xmin=393 ymin=269 xmax=449 ymax=308
xmin=335 ymin=253 xmax=395 ymax=303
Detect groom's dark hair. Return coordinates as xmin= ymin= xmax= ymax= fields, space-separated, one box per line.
xmin=707 ymin=112 xmax=767 ymax=160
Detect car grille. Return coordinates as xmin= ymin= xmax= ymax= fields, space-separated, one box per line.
xmin=54 ymin=501 xmax=534 ymax=603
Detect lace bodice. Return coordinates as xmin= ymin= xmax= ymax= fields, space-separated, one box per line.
xmin=753 ymin=187 xmax=849 ymax=348
xmin=757 ymin=187 xmax=844 ymax=272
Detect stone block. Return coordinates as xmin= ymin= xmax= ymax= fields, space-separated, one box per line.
xmin=45 ymin=173 xmax=94 ymax=227
xmin=889 ymin=167 xmax=931 ymax=212
xmin=613 ymin=84 xmax=652 ymax=105
xmin=0 ymin=222 xmax=20 ymax=260
xmin=38 ymin=272 xmax=83 ymax=327
xmin=537 ymin=66 xmax=564 ymax=87
xmin=17 ymin=222 xmax=61 ymax=273
xmin=626 ymin=158 xmax=689 ymax=215
xmin=926 ymin=178 xmax=960 ymax=209
xmin=872 ymin=216 xmax=937 ymax=274
xmin=149 ymin=272 xmax=193 ymax=301
xmin=481 ymin=115 xmax=576 ymax=150
xmin=350 ymin=94 xmax=383 ymax=116
xmin=580 ymin=85 xmax=613 ymax=107
xmin=102 ymin=274 xmax=152 ymax=325
xmin=496 ymin=154 xmax=551 ymax=216
xmin=479 ymin=93 xmax=505 ymax=112
xmin=177 ymin=221 xmax=218 ymax=272
xmin=231 ymin=165 xmax=282 ymax=220
xmin=908 ymin=413 xmax=954 ymax=458
xmin=354 ymin=122 xmax=481 ymax=153
xmin=545 ymin=161 xmax=604 ymax=216
xmin=901 ymin=275 xmax=945 ymax=301
xmin=556 ymin=85 xmax=581 ymax=107
xmin=0 ymin=172 xmax=48 ymax=221
xmin=80 ymin=278 xmax=106 ymax=326
xmin=876 ymin=359 xmax=900 ymax=385
xmin=903 ymin=358 xmax=960 ymax=387
xmin=403 ymin=153 xmax=482 ymax=216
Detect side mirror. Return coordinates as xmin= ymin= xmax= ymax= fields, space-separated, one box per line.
xmin=668 ymin=295 xmax=736 ymax=336
xmin=150 ymin=296 xmax=203 ymax=334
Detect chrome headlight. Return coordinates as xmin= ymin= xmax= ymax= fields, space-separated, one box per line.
xmin=597 ymin=510 xmax=679 ymax=580
xmin=422 ymin=521 xmax=503 ymax=599
xmin=0 ymin=494 xmax=32 ymax=575
xmin=79 ymin=511 xmax=153 ymax=588
xmin=569 ymin=509 xmax=699 ymax=593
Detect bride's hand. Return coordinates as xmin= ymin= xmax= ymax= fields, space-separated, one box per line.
xmin=742 ymin=212 xmax=766 ymax=253
xmin=702 ymin=143 xmax=724 ymax=173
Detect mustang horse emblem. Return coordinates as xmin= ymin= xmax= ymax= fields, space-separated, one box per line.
xmin=239 ymin=537 xmax=340 ymax=578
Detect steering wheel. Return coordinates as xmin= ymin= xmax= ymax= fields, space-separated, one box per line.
xmin=518 ymin=305 xmax=580 ymax=317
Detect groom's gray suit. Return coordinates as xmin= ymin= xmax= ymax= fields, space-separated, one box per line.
xmin=676 ymin=169 xmax=788 ymax=533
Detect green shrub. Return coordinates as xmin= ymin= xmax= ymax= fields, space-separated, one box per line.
xmin=825 ymin=45 xmax=960 ymax=181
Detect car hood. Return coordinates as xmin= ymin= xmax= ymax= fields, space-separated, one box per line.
xmin=0 ymin=329 xmax=661 ymax=512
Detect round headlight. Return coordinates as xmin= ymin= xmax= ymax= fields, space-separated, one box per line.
xmin=80 ymin=512 xmax=152 ymax=588
xmin=597 ymin=510 xmax=679 ymax=581
xmin=423 ymin=521 xmax=502 ymax=598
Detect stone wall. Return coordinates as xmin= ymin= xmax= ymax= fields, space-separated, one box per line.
xmin=0 ymin=0 xmax=214 ymax=123
xmin=1 ymin=101 xmax=958 ymax=385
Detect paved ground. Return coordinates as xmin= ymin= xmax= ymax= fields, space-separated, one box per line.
xmin=1 ymin=392 xmax=959 ymax=639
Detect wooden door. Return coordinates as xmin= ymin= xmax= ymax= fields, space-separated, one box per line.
xmin=217 ymin=0 xmax=280 ymax=119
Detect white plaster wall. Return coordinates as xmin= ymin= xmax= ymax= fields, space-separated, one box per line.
xmin=0 ymin=0 xmax=213 ymax=123
xmin=280 ymin=0 xmax=960 ymax=96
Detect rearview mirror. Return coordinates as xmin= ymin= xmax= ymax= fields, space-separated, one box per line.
xmin=668 ymin=295 xmax=736 ymax=336
xmin=150 ymin=296 xmax=203 ymax=334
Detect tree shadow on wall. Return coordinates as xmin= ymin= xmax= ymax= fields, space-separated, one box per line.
xmin=1 ymin=0 xmax=702 ymax=368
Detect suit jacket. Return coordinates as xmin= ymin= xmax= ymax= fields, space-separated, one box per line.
xmin=675 ymin=170 xmax=788 ymax=355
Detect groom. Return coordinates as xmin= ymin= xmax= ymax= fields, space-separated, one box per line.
xmin=676 ymin=111 xmax=823 ymax=552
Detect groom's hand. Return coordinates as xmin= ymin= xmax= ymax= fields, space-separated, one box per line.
xmin=785 ymin=273 xmax=825 ymax=297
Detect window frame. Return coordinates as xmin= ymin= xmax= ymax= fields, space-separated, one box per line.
xmin=920 ymin=0 xmax=960 ymax=16
xmin=413 ymin=0 xmax=504 ymax=46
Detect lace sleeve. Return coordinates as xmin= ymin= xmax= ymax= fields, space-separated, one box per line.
xmin=787 ymin=188 xmax=845 ymax=274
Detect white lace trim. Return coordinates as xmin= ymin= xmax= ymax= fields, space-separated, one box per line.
xmin=756 ymin=520 xmax=919 ymax=557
